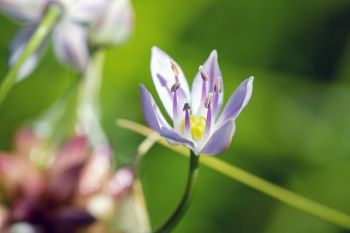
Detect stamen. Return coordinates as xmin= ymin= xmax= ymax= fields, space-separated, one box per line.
xmin=214 ymin=78 xmax=222 ymax=93
xmin=183 ymin=103 xmax=191 ymax=137
xmin=204 ymin=93 xmax=213 ymax=109
xmin=213 ymin=78 xmax=222 ymax=114
xmin=183 ymin=103 xmax=190 ymax=111
xmin=204 ymin=99 xmax=212 ymax=136
xmin=199 ymin=65 xmax=209 ymax=81
xmin=171 ymin=82 xmax=180 ymax=92
xmin=199 ymin=66 xmax=208 ymax=106
xmin=171 ymin=61 xmax=180 ymax=82
xmin=171 ymin=82 xmax=180 ymax=129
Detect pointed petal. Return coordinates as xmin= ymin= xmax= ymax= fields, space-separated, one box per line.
xmin=0 ymin=0 xmax=47 ymax=21
xmin=191 ymin=50 xmax=223 ymax=115
xmin=218 ymin=76 xmax=254 ymax=125
xmin=89 ymin=0 xmax=134 ymax=46
xmin=52 ymin=21 xmax=89 ymax=72
xmin=0 ymin=155 xmax=44 ymax=199
xmin=9 ymin=25 xmax=47 ymax=81
xmin=160 ymin=127 xmax=194 ymax=149
xmin=54 ymin=208 xmax=95 ymax=233
xmin=79 ymin=145 xmax=112 ymax=195
xmin=70 ymin=0 xmax=108 ymax=23
xmin=151 ymin=47 xmax=190 ymax=118
xmin=108 ymin=167 xmax=134 ymax=199
xmin=51 ymin=136 xmax=89 ymax=176
xmin=140 ymin=84 xmax=170 ymax=132
xmin=14 ymin=128 xmax=40 ymax=157
xmin=200 ymin=120 xmax=236 ymax=155
xmin=49 ymin=162 xmax=85 ymax=203
xmin=0 ymin=205 xmax=8 ymax=229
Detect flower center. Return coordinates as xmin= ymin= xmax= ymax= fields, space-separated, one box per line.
xmin=182 ymin=115 xmax=206 ymax=141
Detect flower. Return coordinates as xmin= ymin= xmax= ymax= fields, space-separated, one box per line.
xmin=0 ymin=0 xmax=134 ymax=81
xmin=89 ymin=0 xmax=134 ymax=47
xmin=0 ymin=128 xmax=135 ymax=233
xmin=140 ymin=47 xmax=254 ymax=155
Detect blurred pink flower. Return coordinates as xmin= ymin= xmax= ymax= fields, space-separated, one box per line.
xmin=0 ymin=128 xmax=134 ymax=233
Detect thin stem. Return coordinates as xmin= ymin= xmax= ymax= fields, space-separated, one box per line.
xmin=116 ymin=119 xmax=350 ymax=230
xmin=154 ymin=151 xmax=200 ymax=233
xmin=78 ymin=49 xmax=108 ymax=148
xmin=33 ymin=76 xmax=80 ymax=169
xmin=0 ymin=3 xmax=62 ymax=107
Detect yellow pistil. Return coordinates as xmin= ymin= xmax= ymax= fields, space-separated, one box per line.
xmin=181 ymin=116 xmax=206 ymax=140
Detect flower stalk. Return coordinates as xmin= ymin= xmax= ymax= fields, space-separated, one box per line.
xmin=154 ymin=150 xmax=200 ymax=233
xmin=0 ymin=3 xmax=62 ymax=107
xmin=117 ymin=119 xmax=350 ymax=230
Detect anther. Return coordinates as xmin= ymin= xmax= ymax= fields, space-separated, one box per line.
xmin=183 ymin=103 xmax=190 ymax=111
xmin=199 ymin=65 xmax=209 ymax=81
xmin=204 ymin=93 xmax=213 ymax=108
xmin=170 ymin=61 xmax=180 ymax=77
xmin=214 ymin=78 xmax=222 ymax=93
xmin=171 ymin=82 xmax=180 ymax=92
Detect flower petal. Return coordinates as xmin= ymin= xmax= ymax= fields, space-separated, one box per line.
xmin=151 ymin=46 xmax=190 ymax=118
xmin=49 ymin=162 xmax=85 ymax=203
xmin=200 ymin=120 xmax=236 ymax=155
xmin=9 ymin=25 xmax=48 ymax=81
xmin=218 ymin=76 xmax=254 ymax=125
xmin=191 ymin=50 xmax=223 ymax=115
xmin=54 ymin=208 xmax=95 ymax=232
xmin=79 ymin=145 xmax=112 ymax=195
xmin=51 ymin=136 xmax=89 ymax=176
xmin=160 ymin=127 xmax=195 ymax=149
xmin=108 ymin=167 xmax=134 ymax=199
xmin=52 ymin=20 xmax=89 ymax=72
xmin=0 ymin=155 xmax=44 ymax=199
xmin=70 ymin=0 xmax=108 ymax=23
xmin=140 ymin=84 xmax=170 ymax=133
xmin=0 ymin=0 xmax=47 ymax=21
xmin=89 ymin=0 xmax=134 ymax=46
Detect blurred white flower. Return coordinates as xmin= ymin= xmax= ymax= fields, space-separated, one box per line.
xmin=0 ymin=0 xmax=133 ymax=81
xmin=90 ymin=0 xmax=134 ymax=47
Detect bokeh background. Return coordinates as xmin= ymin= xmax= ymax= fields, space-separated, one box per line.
xmin=1 ymin=0 xmax=350 ymax=232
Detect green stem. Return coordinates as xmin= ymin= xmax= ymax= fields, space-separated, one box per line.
xmin=33 ymin=76 xmax=80 ymax=169
xmin=154 ymin=150 xmax=200 ymax=233
xmin=78 ymin=49 xmax=108 ymax=148
xmin=116 ymin=119 xmax=350 ymax=230
xmin=0 ymin=3 xmax=62 ymax=106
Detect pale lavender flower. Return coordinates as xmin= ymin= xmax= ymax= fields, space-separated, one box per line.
xmin=0 ymin=0 xmax=108 ymax=80
xmin=140 ymin=47 xmax=254 ymax=155
xmin=89 ymin=0 xmax=134 ymax=47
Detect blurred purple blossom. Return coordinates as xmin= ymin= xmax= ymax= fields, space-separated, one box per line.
xmin=140 ymin=47 xmax=254 ymax=155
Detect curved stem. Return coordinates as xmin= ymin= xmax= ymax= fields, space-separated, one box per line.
xmin=0 ymin=3 xmax=62 ymax=107
xmin=117 ymin=119 xmax=350 ymax=230
xmin=154 ymin=150 xmax=200 ymax=233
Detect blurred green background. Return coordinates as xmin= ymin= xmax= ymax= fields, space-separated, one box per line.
xmin=1 ymin=0 xmax=350 ymax=232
